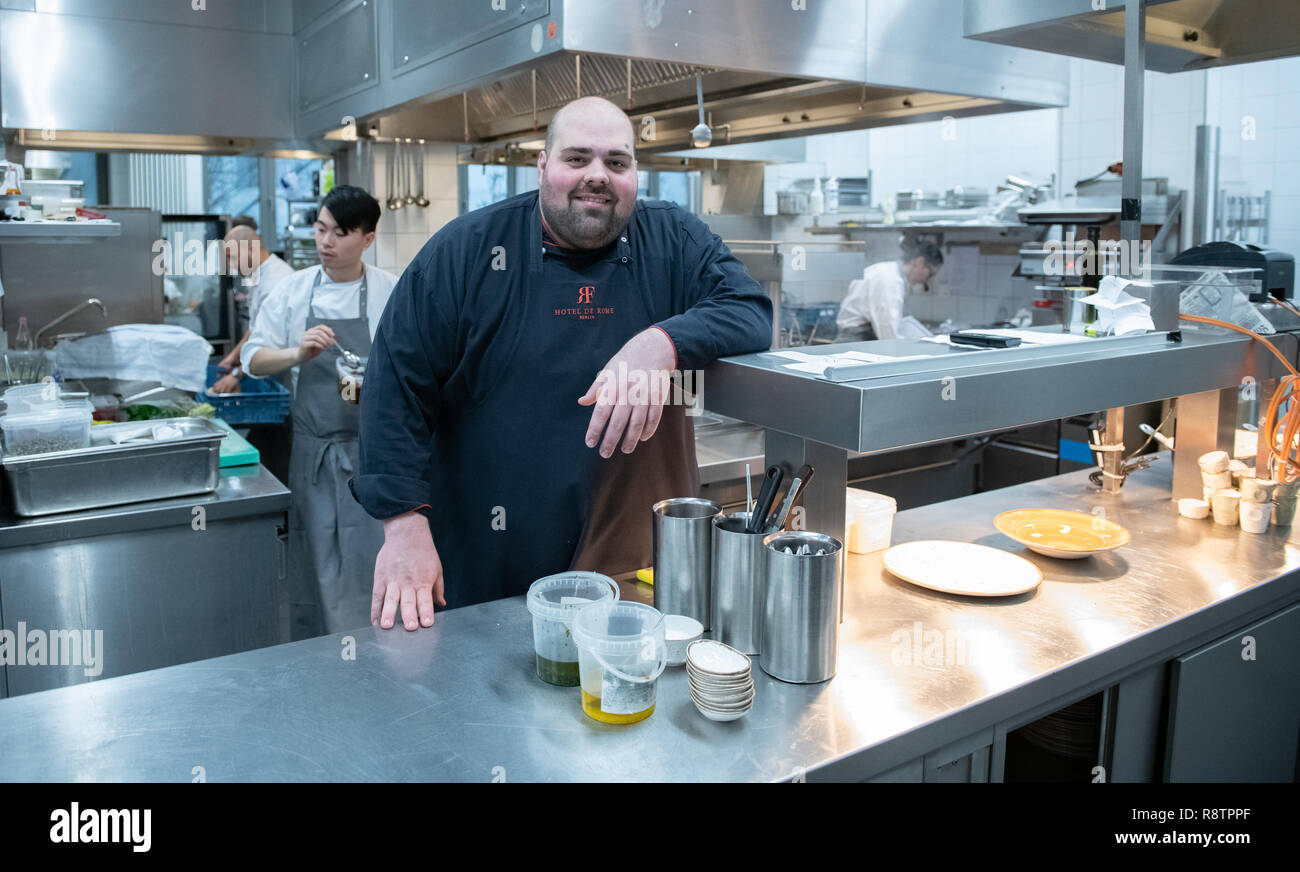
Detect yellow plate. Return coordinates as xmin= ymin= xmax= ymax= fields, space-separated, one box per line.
xmin=994 ymin=509 xmax=1131 ymax=559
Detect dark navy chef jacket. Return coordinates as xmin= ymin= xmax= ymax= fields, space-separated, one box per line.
xmin=353 ymin=190 xmax=772 ymax=609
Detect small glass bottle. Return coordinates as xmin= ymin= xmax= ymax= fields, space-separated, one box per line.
xmin=13 ymin=316 xmax=31 ymax=351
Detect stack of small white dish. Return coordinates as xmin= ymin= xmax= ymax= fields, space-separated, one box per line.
xmin=686 ymin=639 xmax=754 ymax=721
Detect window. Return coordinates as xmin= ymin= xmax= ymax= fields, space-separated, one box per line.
xmin=273 ymin=157 xmax=323 ymax=238
xmin=654 ymin=171 xmax=699 ymax=210
xmin=203 ymin=156 xmax=261 ymax=228
xmin=461 ymin=165 xmax=509 ymax=213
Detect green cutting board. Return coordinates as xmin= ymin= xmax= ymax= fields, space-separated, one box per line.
xmin=211 ymin=418 xmax=261 ymax=468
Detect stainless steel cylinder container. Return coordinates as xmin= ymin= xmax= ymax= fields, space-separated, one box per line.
xmin=711 ymin=512 xmax=766 ymax=655
xmin=760 ymin=531 xmax=843 ymax=683
xmin=652 ymin=497 xmax=720 ymax=629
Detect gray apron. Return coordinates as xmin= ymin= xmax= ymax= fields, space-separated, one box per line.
xmin=287 ymin=266 xmax=384 ymax=639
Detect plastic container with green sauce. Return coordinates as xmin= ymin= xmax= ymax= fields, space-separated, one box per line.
xmin=526 ymin=572 xmax=619 ymax=686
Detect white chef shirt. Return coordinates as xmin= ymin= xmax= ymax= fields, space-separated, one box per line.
xmin=241 ymin=263 xmax=399 ymax=393
xmin=245 ymin=253 xmax=296 ymax=331
xmin=836 ymin=260 xmax=907 ymax=340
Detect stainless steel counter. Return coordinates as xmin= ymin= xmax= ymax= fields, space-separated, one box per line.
xmin=0 ymin=463 xmax=289 ymax=549
xmin=0 ymin=465 xmax=1295 ymax=781
xmin=0 ymin=465 xmax=291 ymax=697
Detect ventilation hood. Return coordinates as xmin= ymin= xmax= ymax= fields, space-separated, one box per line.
xmin=298 ymin=0 xmax=1067 ymax=162
xmin=964 ymin=0 xmax=1300 ymax=73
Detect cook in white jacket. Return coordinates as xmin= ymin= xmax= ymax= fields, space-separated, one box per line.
xmin=836 ymin=241 xmax=943 ymax=341
xmin=241 ymin=185 xmax=399 ymax=640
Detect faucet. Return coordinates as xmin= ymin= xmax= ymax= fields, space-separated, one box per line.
xmin=34 ymin=298 xmax=108 ymax=348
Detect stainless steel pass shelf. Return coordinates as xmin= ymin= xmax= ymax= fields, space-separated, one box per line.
xmin=0 ymin=221 xmax=121 ymax=243
xmin=704 ymin=328 xmax=1295 ymax=455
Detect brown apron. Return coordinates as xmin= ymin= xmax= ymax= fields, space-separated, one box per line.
xmin=570 ymin=400 xmax=699 ymax=576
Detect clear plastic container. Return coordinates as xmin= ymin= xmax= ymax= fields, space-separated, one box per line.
xmin=3 ymin=382 xmax=60 ymax=411
xmin=526 ymin=572 xmax=619 ymax=686
xmin=571 ymin=601 xmax=667 ymax=725
xmin=846 ymin=489 xmax=897 ymax=554
xmin=0 ymin=404 xmax=92 ymax=456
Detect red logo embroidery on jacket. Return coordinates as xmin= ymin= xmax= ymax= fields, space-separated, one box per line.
xmin=554 ymin=285 xmax=614 ymax=320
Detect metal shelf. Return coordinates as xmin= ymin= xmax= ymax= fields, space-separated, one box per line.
xmin=0 ymin=221 xmax=121 ymax=243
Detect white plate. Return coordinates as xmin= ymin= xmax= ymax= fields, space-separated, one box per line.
xmin=882 ymin=540 xmax=1044 ymax=597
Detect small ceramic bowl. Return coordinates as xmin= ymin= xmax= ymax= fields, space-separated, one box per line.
xmin=686 ymin=639 xmax=752 ymax=676
xmin=664 ymin=615 xmax=704 ymax=667
xmin=1177 ymin=498 xmax=1210 ymax=520
xmin=1198 ymin=450 xmax=1230 ymax=474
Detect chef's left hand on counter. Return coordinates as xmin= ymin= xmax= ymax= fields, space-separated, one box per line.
xmin=579 ymin=327 xmax=676 ymax=459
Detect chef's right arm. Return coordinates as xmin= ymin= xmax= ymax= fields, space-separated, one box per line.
xmin=354 ymin=239 xmax=459 ymax=631
xmin=242 ymin=279 xmax=337 ymax=376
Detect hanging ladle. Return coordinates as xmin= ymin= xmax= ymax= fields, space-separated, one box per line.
xmin=414 ymin=138 xmax=430 ymax=208
xmin=404 ymin=138 xmax=416 ymax=206
xmin=386 ymin=140 xmax=403 ymax=211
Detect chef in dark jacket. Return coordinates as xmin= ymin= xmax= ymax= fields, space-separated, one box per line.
xmin=354 ymin=96 xmax=772 ymax=630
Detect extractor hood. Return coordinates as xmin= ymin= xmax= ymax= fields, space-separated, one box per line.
xmin=964 ymin=0 xmax=1300 ymax=73
xmin=297 ymin=0 xmax=1068 ymax=161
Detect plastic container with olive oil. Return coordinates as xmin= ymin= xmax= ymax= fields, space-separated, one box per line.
xmin=571 ymin=601 xmax=667 ymax=725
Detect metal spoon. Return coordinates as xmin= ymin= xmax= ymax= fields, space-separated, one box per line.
xmin=415 ymin=139 xmax=430 ymax=207
xmin=332 ymin=344 xmax=363 ymax=367
xmin=404 ymin=139 xmax=416 ymax=206
xmin=386 ymin=141 xmax=403 ymax=211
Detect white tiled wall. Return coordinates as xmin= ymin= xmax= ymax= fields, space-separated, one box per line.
xmin=868 ymin=109 xmax=1061 ymax=204
xmin=1059 ymin=57 xmax=1203 ymax=253
xmin=1207 ymin=56 xmax=1300 ymax=257
xmin=362 ymin=143 xmax=460 ymax=276
xmin=1058 ymin=55 xmax=1299 ymax=256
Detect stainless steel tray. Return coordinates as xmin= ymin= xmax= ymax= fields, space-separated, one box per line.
xmin=2 ymin=418 xmax=225 ymax=517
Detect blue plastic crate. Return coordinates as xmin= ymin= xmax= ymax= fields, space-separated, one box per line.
xmin=199 ymin=363 xmax=291 ymax=425
xmin=781 ymin=301 xmax=840 ymax=337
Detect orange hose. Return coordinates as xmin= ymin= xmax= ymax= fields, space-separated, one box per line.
xmin=1179 ymin=313 xmax=1300 ymax=482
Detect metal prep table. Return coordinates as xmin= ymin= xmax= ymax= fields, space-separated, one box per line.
xmin=0 ymin=465 xmax=290 ymax=698
xmin=0 ymin=465 xmax=1294 ymax=782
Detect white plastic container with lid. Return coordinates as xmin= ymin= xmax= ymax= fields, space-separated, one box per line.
xmin=3 ymin=382 xmax=59 ymax=410
xmin=526 ymin=571 xmax=619 ymax=686
xmin=846 ymin=488 xmax=897 ymax=554
xmin=2 ymin=383 xmax=92 ymax=417
xmin=0 ymin=404 xmax=92 ymax=456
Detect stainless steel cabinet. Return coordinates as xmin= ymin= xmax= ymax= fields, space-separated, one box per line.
xmin=1164 ymin=603 xmax=1300 ymax=782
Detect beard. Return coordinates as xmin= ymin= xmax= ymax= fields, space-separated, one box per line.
xmin=538 ymin=182 xmax=630 ymax=249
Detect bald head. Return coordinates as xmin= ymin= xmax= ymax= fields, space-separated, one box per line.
xmin=536 ymin=96 xmax=639 ymax=249
xmin=224 ymin=224 xmax=260 ymax=245
xmin=544 ymin=96 xmax=635 ymax=156
xmin=221 ymin=223 xmax=268 ymax=276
